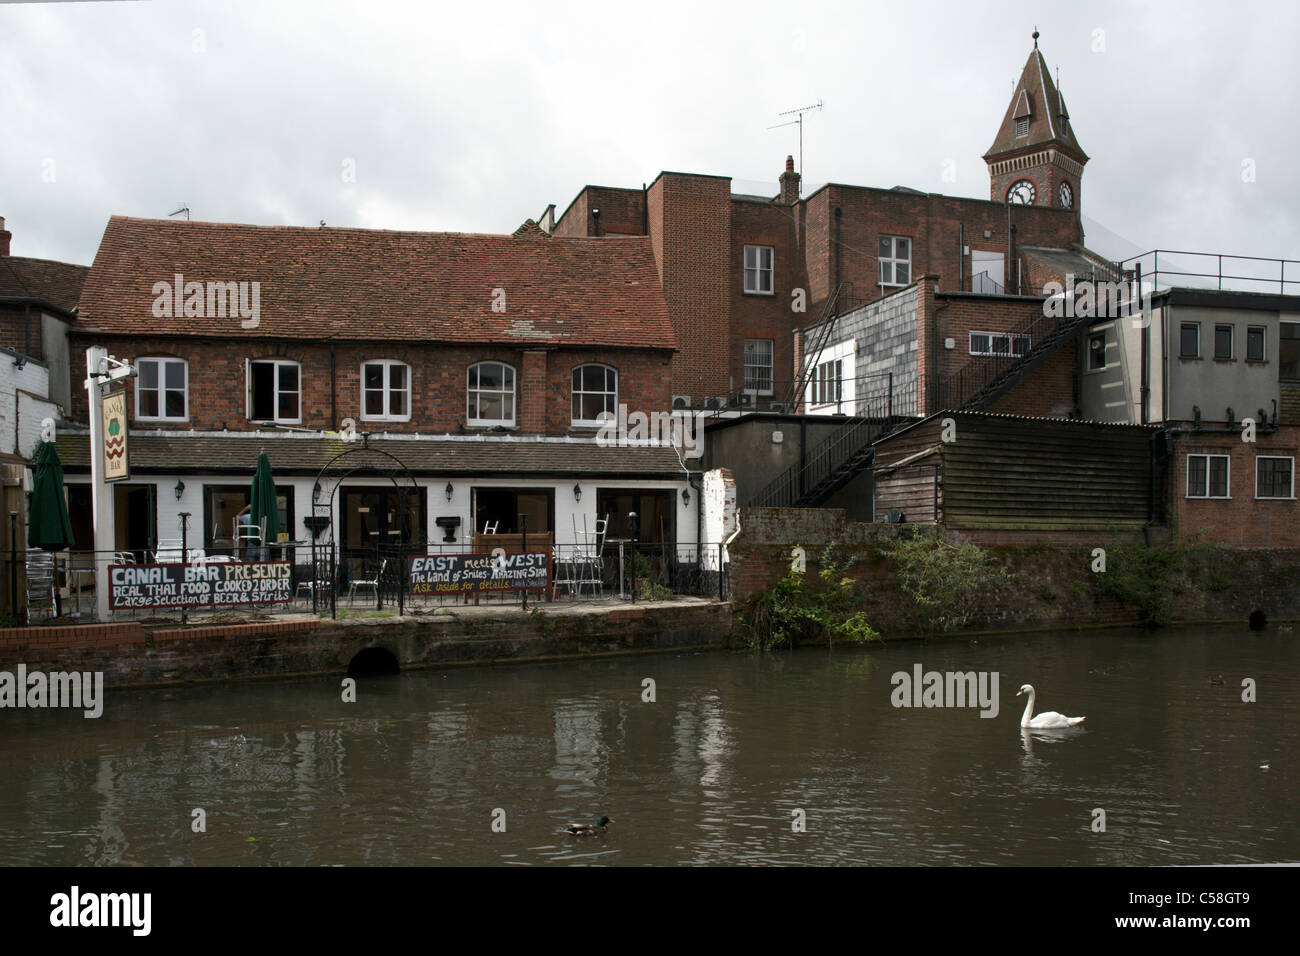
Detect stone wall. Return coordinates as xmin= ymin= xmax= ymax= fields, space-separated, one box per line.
xmin=729 ymin=506 xmax=1300 ymax=636
xmin=0 ymin=602 xmax=730 ymax=689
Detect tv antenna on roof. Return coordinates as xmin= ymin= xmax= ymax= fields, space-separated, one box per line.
xmin=768 ymin=100 xmax=823 ymax=195
xmin=169 ymin=205 xmax=190 ymax=220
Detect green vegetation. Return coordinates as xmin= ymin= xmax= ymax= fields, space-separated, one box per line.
xmin=878 ymin=527 xmax=1010 ymax=632
xmin=1095 ymin=531 xmax=1218 ymax=627
xmin=734 ymin=544 xmax=880 ymax=651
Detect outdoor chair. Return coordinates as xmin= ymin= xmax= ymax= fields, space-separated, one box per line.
xmin=295 ymin=559 xmax=334 ymax=605
xmin=153 ymin=538 xmax=184 ymax=563
xmin=347 ymin=558 xmax=386 ymax=607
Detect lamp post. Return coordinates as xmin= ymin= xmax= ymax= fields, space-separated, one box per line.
xmin=8 ymin=511 xmax=17 ymax=620
xmin=178 ymin=512 xmax=190 ymax=624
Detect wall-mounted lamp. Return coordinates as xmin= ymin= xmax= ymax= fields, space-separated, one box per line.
xmin=174 ymin=479 xmax=185 ymax=501
xmin=573 ymin=483 xmax=582 ymax=502
xmin=681 ymin=487 xmax=691 ymax=507
xmin=445 ymin=482 xmax=454 ymax=502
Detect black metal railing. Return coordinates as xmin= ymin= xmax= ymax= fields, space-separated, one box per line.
xmin=748 ymin=375 xmax=917 ymax=508
xmin=933 ymin=270 xmax=1119 ymax=411
xmin=785 ymin=281 xmax=872 ymax=409
xmin=1120 ymin=249 xmax=1299 ymax=296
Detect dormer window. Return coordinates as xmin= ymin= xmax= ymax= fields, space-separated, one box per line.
xmin=1015 ymin=117 xmax=1029 ymax=138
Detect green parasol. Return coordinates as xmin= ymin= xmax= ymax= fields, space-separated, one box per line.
xmin=250 ymin=451 xmax=279 ymax=546
xmin=27 ymin=441 xmax=75 ymax=551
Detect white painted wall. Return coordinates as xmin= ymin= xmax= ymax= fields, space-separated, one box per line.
xmin=0 ymin=357 xmax=52 ymax=456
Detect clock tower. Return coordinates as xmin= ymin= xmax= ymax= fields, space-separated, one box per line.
xmin=984 ymin=31 xmax=1088 ymax=212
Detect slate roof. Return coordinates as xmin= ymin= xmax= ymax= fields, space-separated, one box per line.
xmin=76 ymin=216 xmax=675 ymax=349
xmin=985 ymin=47 xmax=1088 ymax=163
xmin=54 ymin=432 xmax=688 ymax=479
xmin=0 ymin=255 xmax=89 ymax=315
xmin=1019 ymin=245 xmax=1125 ymax=282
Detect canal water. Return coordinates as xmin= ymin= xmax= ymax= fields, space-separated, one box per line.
xmin=0 ymin=623 xmax=1294 ymax=866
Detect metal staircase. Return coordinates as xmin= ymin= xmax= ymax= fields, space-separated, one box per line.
xmin=933 ymin=267 xmax=1122 ymax=411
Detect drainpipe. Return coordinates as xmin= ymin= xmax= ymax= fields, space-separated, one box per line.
xmin=330 ymin=343 xmax=337 ymax=428
xmin=957 ymin=223 xmax=964 ymax=292
xmin=931 ymin=295 xmax=951 ymax=414
xmin=1137 ymin=263 xmax=1149 ymax=424
xmin=833 ymin=206 xmax=842 ymax=306
xmin=642 ymin=183 xmax=648 ymax=235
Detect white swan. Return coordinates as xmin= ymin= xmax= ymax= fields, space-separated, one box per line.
xmin=1016 ymin=684 xmax=1086 ymax=729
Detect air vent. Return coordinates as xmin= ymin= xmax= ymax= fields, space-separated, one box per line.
xmin=671 ymin=394 xmax=691 ymax=410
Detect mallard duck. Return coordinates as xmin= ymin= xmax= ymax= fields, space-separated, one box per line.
xmin=565 ymin=816 xmax=612 ymax=836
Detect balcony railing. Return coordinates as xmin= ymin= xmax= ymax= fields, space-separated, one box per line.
xmin=1120 ymin=249 xmax=1300 ymax=296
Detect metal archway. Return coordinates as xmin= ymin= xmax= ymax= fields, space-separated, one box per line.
xmin=307 ymin=440 xmax=425 ymax=617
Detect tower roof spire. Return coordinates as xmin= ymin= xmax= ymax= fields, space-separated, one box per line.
xmin=983 ymin=36 xmax=1088 ymax=164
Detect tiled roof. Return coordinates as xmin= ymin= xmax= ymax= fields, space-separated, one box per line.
xmin=0 ymin=255 xmax=89 ymax=314
xmin=985 ymin=48 xmax=1088 ymax=163
xmin=55 ymin=432 xmax=689 ymax=479
xmin=76 ymin=216 xmax=674 ymax=349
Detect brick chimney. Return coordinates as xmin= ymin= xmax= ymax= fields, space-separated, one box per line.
xmin=778 ymin=156 xmax=800 ymax=205
xmin=0 ymin=217 xmax=10 ymax=257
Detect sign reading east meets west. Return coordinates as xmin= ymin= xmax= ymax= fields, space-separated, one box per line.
xmin=108 ymin=561 xmax=292 ymax=609
xmin=408 ymin=552 xmax=548 ymax=594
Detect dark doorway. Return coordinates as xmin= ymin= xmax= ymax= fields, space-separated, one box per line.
xmin=472 ymin=487 xmax=554 ymax=536
xmin=340 ymin=486 xmax=426 ymax=549
xmin=67 ymin=484 xmax=93 ymax=551
xmin=112 ymin=483 xmax=156 ymax=560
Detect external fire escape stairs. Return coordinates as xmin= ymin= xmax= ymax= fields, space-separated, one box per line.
xmin=749 ymin=269 xmax=1121 ymax=509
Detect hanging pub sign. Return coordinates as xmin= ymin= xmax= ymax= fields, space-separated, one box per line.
xmin=408 ymin=552 xmax=549 ymax=595
xmin=101 ymin=390 xmax=129 ymax=482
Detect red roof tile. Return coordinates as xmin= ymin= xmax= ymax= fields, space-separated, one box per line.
xmin=76 ymin=216 xmax=674 ymax=350
xmin=0 ymin=255 xmax=89 ymax=314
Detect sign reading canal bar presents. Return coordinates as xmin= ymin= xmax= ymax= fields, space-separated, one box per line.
xmin=409 ymin=553 xmax=548 ymax=594
xmin=109 ymin=560 xmax=293 ymax=609
xmin=101 ymin=390 xmax=129 ymax=481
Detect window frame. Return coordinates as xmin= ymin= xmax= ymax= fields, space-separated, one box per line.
xmin=1087 ymin=331 xmax=1107 ymax=372
xmin=810 ymin=358 xmax=844 ymax=408
xmin=969 ymin=331 xmax=1031 ymax=357
xmin=1245 ymin=325 xmax=1266 ymax=362
xmin=1179 ymin=322 xmax=1201 ymax=359
xmin=571 ymin=363 xmax=619 ymax=426
xmin=743 ymin=339 xmax=774 ymax=396
xmin=247 ymin=358 xmax=301 ymax=425
xmin=466 ymin=360 xmax=517 ymax=427
xmin=134 ymin=356 xmax=189 ymax=422
xmin=1186 ymin=453 xmax=1231 ymax=499
xmin=1214 ymin=323 xmax=1234 ymax=360
xmin=743 ymin=245 xmax=775 ymax=295
xmin=360 ymin=359 xmax=412 ymax=423
xmin=1255 ymin=456 xmax=1295 ymax=500
xmin=878 ymin=236 xmax=912 ymax=287
xmin=1281 ymin=322 xmax=1300 ymax=381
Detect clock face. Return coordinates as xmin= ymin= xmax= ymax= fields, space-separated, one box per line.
xmin=1059 ymin=181 xmax=1074 ymax=209
xmin=1007 ymin=179 xmax=1037 ymax=205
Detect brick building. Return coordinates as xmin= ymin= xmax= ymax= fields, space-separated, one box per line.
xmin=545 ymin=37 xmax=1093 ymax=414
xmin=60 ymin=215 xmax=701 ymax=559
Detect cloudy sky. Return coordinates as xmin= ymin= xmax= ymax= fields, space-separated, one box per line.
xmin=4 ymin=0 xmax=1297 ymax=279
